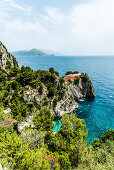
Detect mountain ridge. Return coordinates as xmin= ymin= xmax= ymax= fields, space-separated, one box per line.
xmin=12 ymin=48 xmax=55 ymax=56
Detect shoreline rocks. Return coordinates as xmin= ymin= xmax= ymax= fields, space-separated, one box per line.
xmin=53 ymin=78 xmax=95 ymax=118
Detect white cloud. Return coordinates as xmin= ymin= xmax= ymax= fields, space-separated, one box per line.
xmin=69 ymin=0 xmax=114 ymax=40
xmin=3 ymin=19 xmax=46 ymax=34
xmin=3 ymin=0 xmax=33 ymax=15
xmin=41 ymin=6 xmax=65 ymax=24
xmin=0 ymin=0 xmax=114 ymax=55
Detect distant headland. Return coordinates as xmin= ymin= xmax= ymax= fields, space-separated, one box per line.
xmin=12 ymin=48 xmax=55 ymax=56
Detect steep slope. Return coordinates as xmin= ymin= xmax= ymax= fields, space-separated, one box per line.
xmin=0 ymin=42 xmax=95 ymax=124
xmin=0 ymin=41 xmax=19 ymax=69
xmin=53 ymin=77 xmax=95 ymax=117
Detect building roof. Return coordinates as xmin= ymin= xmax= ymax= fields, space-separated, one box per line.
xmin=64 ymin=73 xmax=82 ymax=82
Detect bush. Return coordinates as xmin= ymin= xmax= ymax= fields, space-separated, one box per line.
xmin=48 ymin=87 xmax=57 ymax=97
xmin=53 ymin=97 xmax=58 ymax=107
xmin=32 ymin=107 xmax=54 ymax=131
xmin=9 ymin=66 xmax=20 ymax=77
xmin=20 ymin=129 xmax=45 ymax=149
xmin=5 ymin=60 xmax=12 ymax=69
xmin=59 ymin=77 xmax=65 ymax=85
xmin=39 ymin=84 xmax=43 ymax=94
xmin=101 ymin=129 xmax=114 ymax=142
xmin=65 ymin=71 xmax=79 ymax=75
xmin=0 ymin=51 xmax=3 ymax=56
xmin=28 ymin=102 xmax=34 ymax=112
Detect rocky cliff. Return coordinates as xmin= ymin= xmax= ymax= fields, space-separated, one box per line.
xmin=21 ymin=77 xmax=95 ymax=118
xmin=0 ymin=41 xmax=19 ymax=69
xmin=53 ymin=78 xmax=95 ymax=118
xmin=0 ymin=42 xmax=95 ymax=131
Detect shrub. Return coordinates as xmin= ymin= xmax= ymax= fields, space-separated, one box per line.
xmin=20 ymin=129 xmax=45 ymax=149
xmin=65 ymin=71 xmax=79 ymax=75
xmin=39 ymin=84 xmax=43 ymax=94
xmin=101 ymin=129 xmax=114 ymax=142
xmin=28 ymin=102 xmax=34 ymax=112
xmin=5 ymin=60 xmax=12 ymax=69
xmin=9 ymin=66 xmax=20 ymax=77
xmin=48 ymin=87 xmax=57 ymax=97
xmin=32 ymin=107 xmax=54 ymax=131
xmin=53 ymin=97 xmax=58 ymax=107
xmin=0 ymin=51 xmax=3 ymax=56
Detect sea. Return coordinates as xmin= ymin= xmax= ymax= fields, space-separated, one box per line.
xmin=15 ymin=55 xmax=114 ymax=144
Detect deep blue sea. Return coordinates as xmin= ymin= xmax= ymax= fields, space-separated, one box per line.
xmin=16 ymin=55 xmax=114 ymax=144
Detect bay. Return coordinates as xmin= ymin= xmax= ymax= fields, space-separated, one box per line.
xmin=16 ymin=55 xmax=114 ymax=144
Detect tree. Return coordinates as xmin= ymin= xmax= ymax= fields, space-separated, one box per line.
xmin=0 ymin=131 xmax=51 ymax=169
xmin=32 ymin=107 xmax=54 ymax=132
xmin=101 ymin=129 xmax=114 ymax=142
xmin=48 ymin=113 xmax=87 ymax=168
xmin=5 ymin=60 xmax=12 ymax=69
xmin=20 ymin=129 xmax=45 ymax=149
xmin=48 ymin=87 xmax=57 ymax=97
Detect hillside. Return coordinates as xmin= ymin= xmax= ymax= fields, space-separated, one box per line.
xmin=0 ymin=42 xmax=113 ymax=170
xmin=12 ymin=48 xmax=55 ymax=56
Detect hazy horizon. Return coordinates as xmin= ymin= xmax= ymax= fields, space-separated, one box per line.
xmin=0 ymin=0 xmax=114 ymax=56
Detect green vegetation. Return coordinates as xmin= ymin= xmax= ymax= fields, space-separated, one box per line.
xmin=0 ymin=62 xmax=113 ymax=169
xmin=0 ymin=51 xmax=3 ymax=56
xmin=65 ymin=71 xmax=79 ymax=75
xmin=5 ymin=60 xmax=12 ymax=69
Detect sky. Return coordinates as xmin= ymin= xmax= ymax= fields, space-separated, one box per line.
xmin=0 ymin=0 xmax=114 ymax=55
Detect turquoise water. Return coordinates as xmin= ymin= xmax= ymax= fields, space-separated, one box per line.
xmin=16 ymin=55 xmax=114 ymax=144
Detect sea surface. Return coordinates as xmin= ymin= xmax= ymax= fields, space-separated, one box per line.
xmin=16 ymin=55 xmax=114 ymax=144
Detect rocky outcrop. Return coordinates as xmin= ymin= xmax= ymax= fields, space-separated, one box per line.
xmin=0 ymin=41 xmax=19 ymax=69
xmin=53 ymin=78 xmax=95 ymax=118
xmin=0 ymin=42 xmax=95 ymax=120
xmin=19 ymin=77 xmax=95 ymax=119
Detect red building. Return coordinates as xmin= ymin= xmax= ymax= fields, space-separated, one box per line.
xmin=64 ymin=73 xmax=82 ymax=83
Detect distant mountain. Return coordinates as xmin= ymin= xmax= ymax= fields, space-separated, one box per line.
xmin=12 ymin=49 xmax=55 ymax=56
xmin=39 ymin=49 xmax=62 ymax=56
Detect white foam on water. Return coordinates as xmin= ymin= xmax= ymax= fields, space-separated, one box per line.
xmin=79 ymin=99 xmax=85 ymax=102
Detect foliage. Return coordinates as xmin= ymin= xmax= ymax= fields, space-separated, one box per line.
xmin=65 ymin=71 xmax=79 ymax=75
xmin=20 ymin=129 xmax=45 ymax=149
xmin=0 ymin=51 xmax=3 ymax=56
xmin=5 ymin=60 xmax=12 ymax=69
xmin=33 ymin=107 xmax=54 ymax=132
xmin=81 ymin=73 xmax=89 ymax=82
xmin=48 ymin=87 xmax=57 ymax=97
xmin=0 ymin=131 xmax=51 ymax=169
xmin=49 ymin=67 xmax=59 ymax=76
xmin=9 ymin=66 xmax=20 ymax=77
xmin=53 ymin=97 xmax=58 ymax=107
xmin=101 ymin=129 xmax=114 ymax=142
xmin=47 ymin=113 xmax=88 ymax=169
xmin=0 ymin=55 xmax=113 ymax=169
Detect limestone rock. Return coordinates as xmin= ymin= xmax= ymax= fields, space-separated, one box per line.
xmin=54 ymin=78 xmax=95 ymax=118
xmin=0 ymin=41 xmax=19 ymax=69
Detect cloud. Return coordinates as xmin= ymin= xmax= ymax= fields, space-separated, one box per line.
xmin=0 ymin=0 xmax=46 ymax=34
xmin=0 ymin=15 xmax=46 ymax=35
xmin=3 ymin=0 xmax=33 ymax=15
xmin=0 ymin=0 xmax=114 ymax=55
xmin=5 ymin=19 xmax=47 ymax=34
xmin=41 ymin=6 xmax=65 ymax=24
xmin=69 ymin=0 xmax=114 ymax=40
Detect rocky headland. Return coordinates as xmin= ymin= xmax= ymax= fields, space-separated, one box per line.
xmin=0 ymin=42 xmax=95 ymax=131
xmin=0 ymin=41 xmax=19 ymax=69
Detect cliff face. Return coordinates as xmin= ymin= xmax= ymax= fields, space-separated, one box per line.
xmin=0 ymin=42 xmax=95 ymax=120
xmin=53 ymin=78 xmax=95 ymax=118
xmin=20 ymin=77 xmax=95 ymax=118
xmin=0 ymin=41 xmax=19 ymax=69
